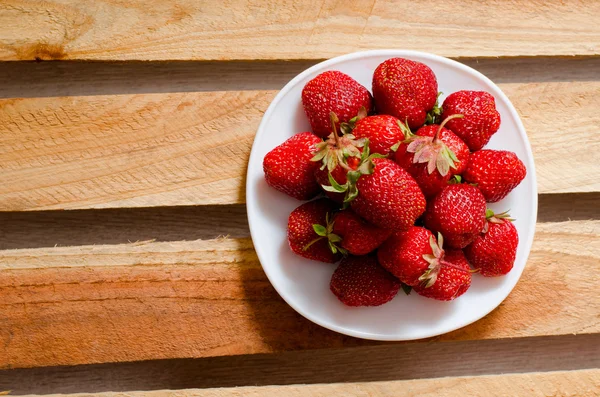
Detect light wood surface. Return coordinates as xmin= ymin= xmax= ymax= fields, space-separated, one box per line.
xmin=0 ymin=91 xmax=264 ymax=210
xmin=16 ymin=369 xmax=600 ymax=397
xmin=1 ymin=0 xmax=599 ymax=61
xmin=2 ymin=80 xmax=599 ymax=211
xmin=1 ymin=219 xmax=598 ymax=369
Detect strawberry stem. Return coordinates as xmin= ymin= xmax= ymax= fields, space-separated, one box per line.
xmin=485 ymin=209 xmax=516 ymax=225
xmin=434 ymin=114 xmax=464 ymax=143
xmin=302 ymin=236 xmax=324 ymax=251
xmin=329 ymin=112 xmax=341 ymax=146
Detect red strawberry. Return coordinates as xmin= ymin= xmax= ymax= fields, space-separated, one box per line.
xmin=302 ymin=71 xmax=373 ymax=138
xmin=441 ymin=91 xmax=501 ymax=151
xmin=312 ymin=113 xmax=366 ymax=204
xmin=351 ymin=114 xmax=408 ymax=156
xmin=465 ymin=210 xmax=519 ymax=276
xmin=310 ymin=208 xmax=390 ymax=256
xmin=394 ymin=115 xmax=470 ymax=198
xmin=351 ymin=158 xmax=426 ymax=230
xmin=413 ymin=249 xmax=472 ymax=301
xmin=463 ymin=150 xmax=526 ymax=202
xmin=315 ymin=165 xmax=349 ymax=204
xmin=287 ymin=199 xmax=341 ymax=263
xmin=424 ymin=184 xmax=487 ymax=249
xmin=330 ymin=255 xmax=400 ymax=307
xmin=372 ymin=58 xmax=438 ymax=129
xmin=263 ymin=132 xmax=323 ymax=200
xmin=331 ymin=209 xmax=392 ymax=255
xmin=377 ymin=226 xmax=435 ymax=286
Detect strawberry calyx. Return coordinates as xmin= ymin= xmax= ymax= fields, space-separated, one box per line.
xmin=303 ymin=212 xmax=348 ymax=255
xmin=449 ymin=175 xmax=462 ymax=184
xmin=339 ymin=106 xmax=368 ymax=135
xmin=390 ymin=118 xmax=414 ymax=152
xmin=483 ymin=209 xmax=515 ymax=232
xmin=418 ymin=233 xmax=446 ymax=288
xmin=321 ymin=139 xmax=386 ymax=205
xmin=418 ymin=233 xmax=473 ymax=288
xmin=425 ymin=92 xmax=443 ymax=125
xmin=311 ymin=112 xmax=366 ymax=172
xmin=406 ymin=114 xmax=463 ymax=176
xmin=400 ymin=282 xmax=412 ymax=295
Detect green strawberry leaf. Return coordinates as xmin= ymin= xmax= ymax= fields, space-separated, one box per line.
xmin=328 ymin=233 xmax=343 ymax=243
xmin=322 ymin=184 xmax=342 ymax=193
xmin=328 ymin=241 xmax=338 ymax=254
xmin=344 ymin=184 xmax=359 ymax=204
xmin=436 ymin=151 xmax=450 ymax=176
xmin=312 ymin=224 xmax=328 ymax=237
xmin=447 ymin=146 xmax=458 ymax=162
xmin=339 ymin=123 xmax=353 ymax=135
xmin=360 ymin=140 xmax=371 ymax=161
xmin=311 ymin=150 xmax=327 ymax=162
xmin=449 ymin=175 xmax=462 ymax=184
xmin=324 ymin=172 xmax=348 ymax=193
xmin=396 ymin=118 xmax=413 ymax=140
xmin=346 ymin=170 xmax=362 ymax=184
xmin=358 ymin=159 xmax=375 ymax=175
xmin=425 ymin=92 xmax=443 ymax=125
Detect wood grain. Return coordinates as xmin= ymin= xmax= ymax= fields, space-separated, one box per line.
xmin=0 ymin=91 xmax=264 ymax=210
xmin=1 ymin=0 xmax=599 ymax=61
xmin=1 ymin=220 xmax=598 ymax=369
xmin=1 ymin=80 xmax=599 ymax=211
xmin=2 ymin=334 xmax=599 ymax=394
xmin=18 ymin=369 xmax=600 ymax=397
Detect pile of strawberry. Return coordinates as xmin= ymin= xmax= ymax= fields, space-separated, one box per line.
xmin=263 ymin=58 xmax=526 ymax=305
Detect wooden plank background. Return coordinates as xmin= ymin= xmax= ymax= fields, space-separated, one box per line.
xmin=1 ymin=60 xmax=599 ymax=211
xmin=1 ymin=0 xmax=599 ymax=395
xmin=1 ymin=0 xmax=599 ymax=61
xmin=1 ymin=217 xmax=598 ymax=369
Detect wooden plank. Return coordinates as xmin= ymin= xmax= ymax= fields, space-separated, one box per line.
xmin=0 ymin=91 xmax=265 ymax=210
xmin=1 ymin=80 xmax=599 ymax=211
xmin=2 ymin=334 xmax=599 ymax=394
xmin=1 ymin=220 xmax=598 ymax=369
xmin=1 ymin=0 xmax=599 ymax=61
xmin=14 ymin=369 xmax=600 ymax=397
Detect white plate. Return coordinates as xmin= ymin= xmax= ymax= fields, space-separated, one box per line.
xmin=246 ymin=50 xmax=537 ymax=341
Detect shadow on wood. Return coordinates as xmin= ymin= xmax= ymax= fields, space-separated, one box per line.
xmin=0 ymin=334 xmax=598 ymax=395
xmin=1 ymin=57 xmax=598 ymax=99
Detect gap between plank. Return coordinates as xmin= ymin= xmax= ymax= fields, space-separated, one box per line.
xmin=0 ymin=334 xmax=598 ymax=395
xmin=1 ymin=57 xmax=599 ymax=99
xmin=0 ymin=193 xmax=597 ymax=250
